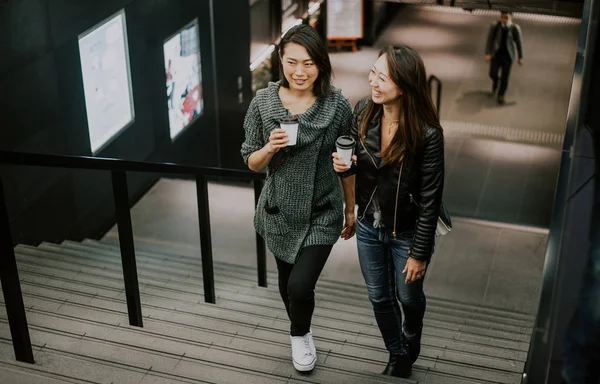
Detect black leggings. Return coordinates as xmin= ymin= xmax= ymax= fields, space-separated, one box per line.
xmin=275 ymin=245 xmax=333 ymax=337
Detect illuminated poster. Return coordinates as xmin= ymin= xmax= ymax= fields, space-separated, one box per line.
xmin=78 ymin=10 xmax=135 ymax=154
xmin=163 ymin=19 xmax=204 ymax=140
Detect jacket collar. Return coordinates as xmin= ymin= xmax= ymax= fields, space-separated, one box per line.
xmin=362 ymin=106 xmax=384 ymax=169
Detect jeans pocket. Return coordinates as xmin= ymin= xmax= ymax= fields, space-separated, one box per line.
xmin=357 ymin=219 xmax=378 ymax=242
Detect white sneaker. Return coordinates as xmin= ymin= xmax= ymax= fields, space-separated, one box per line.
xmin=290 ymin=332 xmax=316 ymax=372
xmin=306 ymin=330 xmax=316 ymax=357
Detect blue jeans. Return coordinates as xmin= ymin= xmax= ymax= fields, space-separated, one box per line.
xmin=356 ymin=219 xmax=428 ymax=355
xmin=562 ymin=244 xmax=600 ymax=384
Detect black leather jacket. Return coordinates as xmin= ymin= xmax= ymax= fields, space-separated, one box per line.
xmin=341 ymin=97 xmax=445 ymax=260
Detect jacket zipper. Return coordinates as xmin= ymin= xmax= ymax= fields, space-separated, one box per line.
xmin=360 ymin=137 xmax=378 ymax=168
xmin=358 ymin=186 xmax=378 ymax=221
xmin=358 ymin=136 xmax=380 ymax=222
xmin=392 ymin=162 xmax=403 ymax=238
xmin=359 ymin=136 xmax=403 ymax=233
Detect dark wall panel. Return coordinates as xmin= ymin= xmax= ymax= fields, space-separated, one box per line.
xmin=0 ymin=0 xmax=53 ymax=76
xmin=0 ymin=0 xmax=223 ymax=244
xmin=214 ymin=0 xmax=253 ymax=170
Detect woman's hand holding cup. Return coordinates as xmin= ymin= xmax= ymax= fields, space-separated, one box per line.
xmin=267 ymin=129 xmax=289 ymax=153
xmin=332 ymin=153 xmax=357 ymax=172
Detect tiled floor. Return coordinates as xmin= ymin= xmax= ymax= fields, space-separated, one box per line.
xmin=329 ymin=5 xmax=578 ymax=227
xmin=332 ymin=6 xmax=579 ymax=134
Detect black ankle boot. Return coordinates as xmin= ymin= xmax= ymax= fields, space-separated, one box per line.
xmin=382 ymin=353 xmax=412 ymax=378
xmin=406 ymin=331 xmax=422 ymax=363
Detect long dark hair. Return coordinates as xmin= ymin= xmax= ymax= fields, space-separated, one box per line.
xmin=359 ymin=45 xmax=442 ymax=164
xmin=278 ymin=24 xmax=332 ymax=98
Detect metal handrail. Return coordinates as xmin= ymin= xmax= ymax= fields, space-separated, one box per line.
xmin=0 ymin=150 xmax=266 ymax=365
xmin=0 ymin=151 xmax=263 ymax=179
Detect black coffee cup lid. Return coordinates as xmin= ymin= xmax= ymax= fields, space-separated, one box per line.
xmin=280 ymin=116 xmax=299 ymax=123
xmin=336 ymin=135 xmax=355 ymax=149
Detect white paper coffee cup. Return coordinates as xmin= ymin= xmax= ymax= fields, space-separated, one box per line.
xmin=337 ymin=147 xmax=354 ymax=167
xmin=280 ymin=117 xmax=299 ymax=146
xmin=336 ymin=135 xmax=356 ymax=167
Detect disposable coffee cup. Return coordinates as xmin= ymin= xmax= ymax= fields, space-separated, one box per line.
xmin=336 ymin=135 xmax=356 ymax=167
xmin=280 ymin=116 xmax=299 ymax=146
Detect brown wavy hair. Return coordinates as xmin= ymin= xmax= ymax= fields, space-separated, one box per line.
xmin=359 ymin=45 xmax=442 ymax=164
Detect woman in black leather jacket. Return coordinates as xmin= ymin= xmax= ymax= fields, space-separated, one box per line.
xmin=333 ymin=44 xmax=444 ymax=378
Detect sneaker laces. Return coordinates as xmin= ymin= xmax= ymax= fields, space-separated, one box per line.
xmin=302 ymin=336 xmax=313 ymax=357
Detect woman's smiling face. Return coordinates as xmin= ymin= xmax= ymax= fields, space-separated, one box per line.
xmin=369 ymin=53 xmax=402 ymax=105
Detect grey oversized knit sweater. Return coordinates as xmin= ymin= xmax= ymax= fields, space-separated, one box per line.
xmin=241 ymin=81 xmax=353 ymax=264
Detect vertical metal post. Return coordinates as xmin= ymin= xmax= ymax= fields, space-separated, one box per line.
xmin=196 ymin=175 xmax=216 ymax=304
xmin=253 ymin=179 xmax=267 ymax=288
xmin=0 ymin=175 xmax=34 ymax=363
xmin=111 ymin=170 xmax=143 ymax=327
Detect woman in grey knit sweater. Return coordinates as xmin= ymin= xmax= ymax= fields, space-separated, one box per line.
xmin=240 ymin=25 xmax=355 ymax=373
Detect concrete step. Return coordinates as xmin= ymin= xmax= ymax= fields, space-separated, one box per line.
xmin=94 ymin=237 xmax=537 ymax=322
xmin=15 ymin=245 xmax=533 ymax=344
xmin=0 ymin=303 xmax=418 ymax=384
xmin=0 ymin=358 xmax=86 ymax=384
xmin=7 ymin=265 xmax=527 ymax=376
xmin=10 ymin=266 xmax=531 ymax=367
xmin=55 ymin=242 xmax=532 ymax=334
xmin=0 ymin=330 xmax=295 ymax=384
xmin=0 ymin=285 xmax=520 ymax=384
xmin=1 ymin=239 xmax=528 ymax=383
xmin=13 ymin=271 xmax=528 ymax=368
xmin=56 ymin=241 xmax=535 ymax=330
xmin=12 ymin=251 xmax=532 ymax=349
xmin=8 ymin=266 xmax=529 ymax=367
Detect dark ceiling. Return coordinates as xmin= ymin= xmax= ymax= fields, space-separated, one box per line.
xmin=379 ymin=0 xmax=585 ymax=18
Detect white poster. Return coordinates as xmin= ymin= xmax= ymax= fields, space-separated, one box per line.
xmin=326 ymin=0 xmax=363 ymax=39
xmin=78 ymin=10 xmax=135 ymax=154
xmin=164 ymin=19 xmax=204 ymax=140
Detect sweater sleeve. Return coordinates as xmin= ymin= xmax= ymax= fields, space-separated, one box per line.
xmin=240 ymin=96 xmax=264 ymax=166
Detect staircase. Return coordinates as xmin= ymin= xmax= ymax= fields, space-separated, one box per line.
xmin=0 ymin=238 xmax=533 ymax=384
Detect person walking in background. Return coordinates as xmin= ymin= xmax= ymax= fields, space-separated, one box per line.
xmin=241 ymin=24 xmax=355 ymax=373
xmin=485 ymin=11 xmax=524 ymax=105
xmin=333 ymin=44 xmax=445 ymax=378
